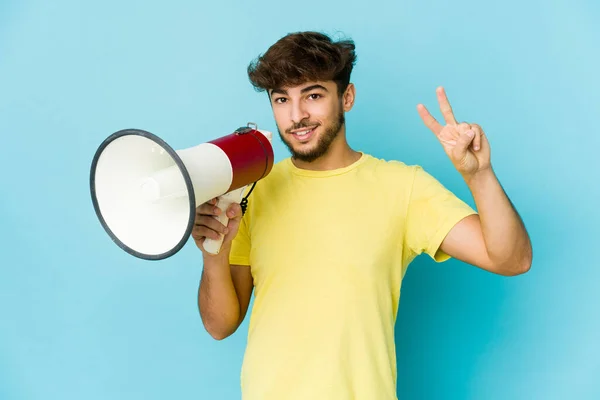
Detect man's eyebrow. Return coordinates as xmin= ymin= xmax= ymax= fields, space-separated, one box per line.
xmin=269 ymin=84 xmax=329 ymax=97
xmin=300 ymin=84 xmax=328 ymax=93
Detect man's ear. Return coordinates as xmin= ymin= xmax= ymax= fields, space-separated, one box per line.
xmin=342 ymin=83 xmax=356 ymax=112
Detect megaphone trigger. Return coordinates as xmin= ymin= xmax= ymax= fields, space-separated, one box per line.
xmin=203 ymin=185 xmax=249 ymax=255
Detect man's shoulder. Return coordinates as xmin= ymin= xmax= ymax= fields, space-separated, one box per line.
xmin=263 ymin=157 xmax=291 ymax=181
xmin=362 ymin=153 xmax=420 ymax=179
xmin=249 ymin=157 xmax=290 ymax=195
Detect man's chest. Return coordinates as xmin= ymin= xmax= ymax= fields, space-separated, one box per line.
xmin=248 ymin=181 xmax=406 ymax=284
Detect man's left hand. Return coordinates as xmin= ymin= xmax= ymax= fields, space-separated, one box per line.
xmin=417 ymin=86 xmax=491 ymax=178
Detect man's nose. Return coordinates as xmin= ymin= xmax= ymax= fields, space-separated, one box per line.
xmin=290 ymin=101 xmax=309 ymax=125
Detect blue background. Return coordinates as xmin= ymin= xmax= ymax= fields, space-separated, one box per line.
xmin=1 ymin=0 xmax=599 ymax=399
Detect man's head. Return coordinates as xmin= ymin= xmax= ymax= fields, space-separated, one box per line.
xmin=247 ymin=32 xmax=357 ymax=163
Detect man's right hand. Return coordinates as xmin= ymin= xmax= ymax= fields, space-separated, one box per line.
xmin=192 ymin=197 xmax=244 ymax=255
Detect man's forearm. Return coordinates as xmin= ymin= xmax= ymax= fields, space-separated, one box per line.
xmin=198 ymin=247 xmax=240 ymax=340
xmin=465 ymin=168 xmax=532 ymax=274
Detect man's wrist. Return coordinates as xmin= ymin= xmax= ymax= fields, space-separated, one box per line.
xmin=203 ymin=244 xmax=232 ymax=264
xmin=463 ymin=166 xmax=495 ymax=188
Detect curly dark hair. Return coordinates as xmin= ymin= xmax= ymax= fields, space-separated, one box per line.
xmin=247 ymin=31 xmax=357 ymax=97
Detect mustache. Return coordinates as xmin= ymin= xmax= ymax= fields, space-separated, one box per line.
xmin=286 ymin=121 xmax=320 ymax=133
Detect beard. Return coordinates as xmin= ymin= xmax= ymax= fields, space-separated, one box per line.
xmin=278 ymin=109 xmax=345 ymax=163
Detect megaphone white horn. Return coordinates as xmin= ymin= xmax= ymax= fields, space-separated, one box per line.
xmin=90 ymin=123 xmax=274 ymax=260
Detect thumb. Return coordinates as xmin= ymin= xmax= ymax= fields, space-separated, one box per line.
xmin=222 ymin=203 xmax=244 ymax=244
xmin=454 ymin=129 xmax=475 ymax=160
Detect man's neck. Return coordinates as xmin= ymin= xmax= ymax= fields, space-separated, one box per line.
xmin=291 ymin=142 xmax=362 ymax=171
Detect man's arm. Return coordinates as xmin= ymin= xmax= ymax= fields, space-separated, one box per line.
xmin=198 ymin=251 xmax=254 ymax=340
xmin=417 ymin=86 xmax=532 ymax=276
xmin=192 ymin=198 xmax=253 ymax=340
xmin=440 ymin=168 xmax=532 ymax=276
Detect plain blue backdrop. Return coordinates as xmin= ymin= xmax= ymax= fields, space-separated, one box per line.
xmin=1 ymin=0 xmax=599 ymax=399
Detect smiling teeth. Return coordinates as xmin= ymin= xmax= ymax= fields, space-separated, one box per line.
xmin=296 ymin=128 xmax=313 ymax=136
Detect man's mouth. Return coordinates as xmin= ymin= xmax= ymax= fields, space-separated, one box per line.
xmin=289 ymin=126 xmax=318 ymax=141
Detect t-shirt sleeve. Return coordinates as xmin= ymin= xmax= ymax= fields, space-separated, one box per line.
xmin=229 ymin=208 xmax=251 ymax=266
xmin=404 ymin=165 xmax=478 ymax=262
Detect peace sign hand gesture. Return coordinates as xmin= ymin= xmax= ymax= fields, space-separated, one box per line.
xmin=417 ymin=87 xmax=491 ymax=178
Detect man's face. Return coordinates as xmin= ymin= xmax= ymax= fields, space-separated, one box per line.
xmin=269 ymin=81 xmax=347 ymax=163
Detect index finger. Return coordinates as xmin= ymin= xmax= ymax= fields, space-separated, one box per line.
xmin=436 ymin=86 xmax=457 ymax=125
xmin=417 ymin=103 xmax=443 ymax=135
xmin=196 ymin=201 xmax=220 ymax=216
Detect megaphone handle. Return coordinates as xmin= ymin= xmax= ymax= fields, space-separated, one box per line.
xmin=203 ymin=187 xmax=246 ymax=255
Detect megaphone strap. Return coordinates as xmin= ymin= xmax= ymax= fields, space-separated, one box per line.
xmin=240 ymin=181 xmax=256 ymax=216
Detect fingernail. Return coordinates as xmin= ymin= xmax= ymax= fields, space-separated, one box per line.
xmin=224 ymin=228 xmax=229 ymax=234
xmin=214 ymin=207 xmax=220 ymax=214
xmin=467 ymin=130 xmax=475 ymax=138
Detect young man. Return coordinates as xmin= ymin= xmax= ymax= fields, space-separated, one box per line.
xmin=194 ymin=31 xmax=532 ymax=400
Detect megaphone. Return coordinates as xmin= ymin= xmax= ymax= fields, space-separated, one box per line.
xmin=90 ymin=123 xmax=274 ymax=260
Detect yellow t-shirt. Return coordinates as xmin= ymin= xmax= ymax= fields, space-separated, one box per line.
xmin=229 ymin=152 xmax=477 ymax=400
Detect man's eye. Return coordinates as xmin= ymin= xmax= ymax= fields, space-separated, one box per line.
xmin=274 ymin=98 xmax=287 ymax=104
xmin=308 ymin=94 xmax=321 ymax=100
